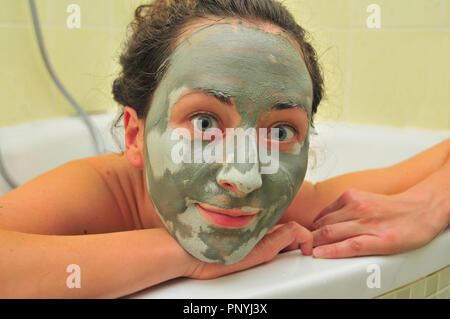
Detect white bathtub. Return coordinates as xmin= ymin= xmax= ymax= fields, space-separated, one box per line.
xmin=0 ymin=111 xmax=448 ymax=298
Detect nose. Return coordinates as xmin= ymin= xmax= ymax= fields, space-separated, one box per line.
xmin=216 ymin=163 xmax=262 ymax=195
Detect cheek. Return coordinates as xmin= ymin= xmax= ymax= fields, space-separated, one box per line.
xmin=145 ymin=128 xmax=190 ymax=182
xmin=146 ymin=127 xmax=220 ymax=197
xmin=277 ymin=152 xmax=308 ymax=190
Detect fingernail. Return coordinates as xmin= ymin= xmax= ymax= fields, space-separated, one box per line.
xmin=313 ymin=248 xmax=324 ymax=258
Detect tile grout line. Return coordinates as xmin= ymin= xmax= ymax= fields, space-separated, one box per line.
xmin=375 ymin=265 xmax=450 ymax=298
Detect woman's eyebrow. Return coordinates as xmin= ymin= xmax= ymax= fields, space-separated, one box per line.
xmin=191 ymin=87 xmax=233 ymax=105
xmin=186 ymin=87 xmax=307 ymax=111
xmin=271 ymin=100 xmax=311 ymax=125
xmin=272 ymin=101 xmax=300 ymax=110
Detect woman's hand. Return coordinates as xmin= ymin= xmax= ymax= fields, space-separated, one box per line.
xmin=185 ymin=221 xmax=313 ymax=280
xmin=310 ymin=189 xmax=450 ymax=258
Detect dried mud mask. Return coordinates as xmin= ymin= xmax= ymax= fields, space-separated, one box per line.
xmin=143 ymin=23 xmax=313 ymax=264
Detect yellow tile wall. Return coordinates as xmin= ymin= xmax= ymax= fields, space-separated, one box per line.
xmin=284 ymin=0 xmax=450 ymax=130
xmin=1 ymin=0 xmax=449 ymax=130
xmin=375 ymin=265 xmax=450 ymax=299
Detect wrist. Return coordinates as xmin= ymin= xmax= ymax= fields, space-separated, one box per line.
xmin=396 ymin=186 xmax=449 ymax=233
xmin=431 ymin=196 xmax=450 ymax=235
xmin=151 ymin=228 xmax=197 ymax=279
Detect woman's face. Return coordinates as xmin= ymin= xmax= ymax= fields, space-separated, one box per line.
xmin=143 ymin=22 xmax=313 ymax=264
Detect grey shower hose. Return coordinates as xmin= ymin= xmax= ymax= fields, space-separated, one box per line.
xmin=0 ymin=0 xmax=106 ymax=189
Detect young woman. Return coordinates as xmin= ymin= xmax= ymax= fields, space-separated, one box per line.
xmin=0 ymin=0 xmax=448 ymax=298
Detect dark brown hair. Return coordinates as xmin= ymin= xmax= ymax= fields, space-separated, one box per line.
xmin=111 ymin=0 xmax=324 ymax=141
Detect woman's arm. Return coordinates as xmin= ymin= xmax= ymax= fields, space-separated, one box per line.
xmin=298 ymin=138 xmax=450 ymax=258
xmin=314 ymin=138 xmax=450 ymax=203
xmin=0 ymin=227 xmax=193 ymax=298
xmin=282 ymin=138 xmax=450 ymax=229
xmin=400 ymin=151 xmax=450 ymax=227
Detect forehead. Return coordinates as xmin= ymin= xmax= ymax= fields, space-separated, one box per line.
xmin=160 ymin=23 xmax=313 ymax=113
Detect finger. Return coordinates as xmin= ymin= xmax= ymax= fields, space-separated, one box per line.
xmin=191 ymin=223 xmax=314 ymax=279
xmin=228 ymin=222 xmax=308 ymax=272
xmin=312 ymin=235 xmax=384 ymax=258
xmin=281 ymin=241 xmax=300 ymax=253
xmin=267 ymin=223 xmax=285 ymax=234
xmin=288 ymin=222 xmax=314 ymax=256
xmin=297 ymin=225 xmax=314 ymax=256
xmin=312 ymin=220 xmax=367 ymax=247
xmin=277 ymin=223 xmax=314 ymax=255
xmin=311 ymin=208 xmax=358 ymax=230
xmin=215 ymin=222 xmax=314 ymax=278
xmin=312 ymin=192 xmax=349 ymax=223
xmin=262 ymin=221 xmax=313 ymax=257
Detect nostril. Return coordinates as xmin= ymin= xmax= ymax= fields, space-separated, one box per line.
xmin=218 ymin=180 xmax=245 ymax=194
xmin=219 ymin=180 xmax=233 ymax=190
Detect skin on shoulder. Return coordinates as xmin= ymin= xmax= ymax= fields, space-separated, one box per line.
xmin=0 ymin=152 xmax=143 ymax=235
xmin=83 ymin=152 xmax=164 ymax=230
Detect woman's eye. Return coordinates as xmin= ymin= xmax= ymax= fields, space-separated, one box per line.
xmin=269 ymin=124 xmax=295 ymax=141
xmin=191 ymin=114 xmax=219 ymax=132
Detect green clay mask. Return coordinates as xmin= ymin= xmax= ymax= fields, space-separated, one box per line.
xmin=144 ymin=23 xmax=313 ymax=264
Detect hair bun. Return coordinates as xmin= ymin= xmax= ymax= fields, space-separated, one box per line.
xmin=112 ymin=77 xmax=127 ymax=107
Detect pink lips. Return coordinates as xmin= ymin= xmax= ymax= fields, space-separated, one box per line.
xmin=195 ymin=203 xmax=261 ymax=228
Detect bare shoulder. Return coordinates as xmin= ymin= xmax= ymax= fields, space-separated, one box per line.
xmin=0 ymin=152 xmax=144 ymax=235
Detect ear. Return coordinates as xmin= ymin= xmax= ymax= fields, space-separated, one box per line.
xmin=124 ymin=106 xmax=145 ymax=169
